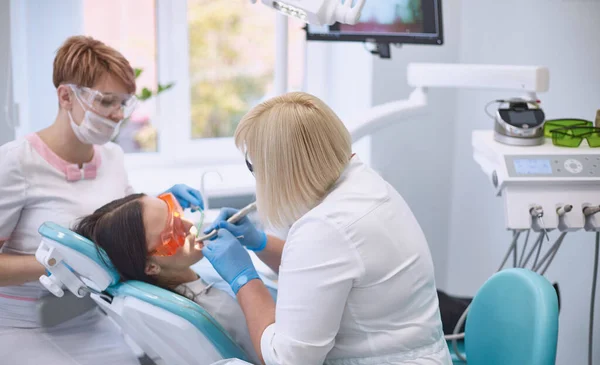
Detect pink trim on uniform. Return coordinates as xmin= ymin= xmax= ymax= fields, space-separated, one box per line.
xmin=26 ymin=133 xmax=102 ymax=181
xmin=0 ymin=292 xmax=37 ymax=302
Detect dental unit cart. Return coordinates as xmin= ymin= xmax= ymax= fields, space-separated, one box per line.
xmin=471 ymin=130 xmax=600 ymax=365
xmin=473 ymin=130 xmax=600 ymax=232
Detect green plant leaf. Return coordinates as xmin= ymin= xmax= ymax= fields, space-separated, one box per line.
xmin=157 ymin=82 xmax=175 ymax=94
xmin=139 ymin=87 xmax=153 ymax=101
xmin=134 ymin=68 xmax=143 ymax=78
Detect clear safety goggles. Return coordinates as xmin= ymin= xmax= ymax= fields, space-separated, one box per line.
xmin=150 ymin=193 xmax=189 ymax=257
xmin=68 ymin=84 xmax=138 ymax=119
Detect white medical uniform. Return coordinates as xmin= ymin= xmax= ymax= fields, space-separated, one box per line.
xmin=0 ymin=133 xmax=138 ymax=364
xmin=261 ymin=156 xmax=452 ymax=365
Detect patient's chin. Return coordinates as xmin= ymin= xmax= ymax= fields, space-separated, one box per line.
xmin=185 ymin=237 xmax=204 ymax=262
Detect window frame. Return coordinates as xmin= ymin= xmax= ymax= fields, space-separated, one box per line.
xmin=125 ymin=0 xmax=244 ymax=171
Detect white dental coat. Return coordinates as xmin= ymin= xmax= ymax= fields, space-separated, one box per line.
xmin=0 ymin=134 xmax=138 ymax=364
xmin=260 ymin=156 xmax=452 ymax=365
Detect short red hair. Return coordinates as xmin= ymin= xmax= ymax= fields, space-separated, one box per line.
xmin=53 ymin=36 xmax=136 ymax=94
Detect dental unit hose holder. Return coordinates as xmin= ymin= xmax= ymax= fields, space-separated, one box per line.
xmin=530 ymin=205 xmax=550 ymax=241
xmin=584 ymin=206 xmax=600 ymax=232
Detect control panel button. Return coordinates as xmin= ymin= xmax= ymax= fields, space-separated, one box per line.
xmin=564 ymin=159 xmax=583 ymax=174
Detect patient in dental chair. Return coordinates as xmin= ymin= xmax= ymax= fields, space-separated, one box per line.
xmin=73 ymin=193 xmax=260 ymax=364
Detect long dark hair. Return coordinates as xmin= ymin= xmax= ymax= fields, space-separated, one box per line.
xmin=73 ymin=193 xmax=156 ymax=284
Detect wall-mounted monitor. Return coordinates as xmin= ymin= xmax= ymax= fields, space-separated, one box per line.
xmin=306 ymin=0 xmax=443 ymax=58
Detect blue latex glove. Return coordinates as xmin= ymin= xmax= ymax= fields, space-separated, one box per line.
xmin=201 ymin=229 xmax=260 ymax=295
xmin=203 ymin=207 xmax=267 ymax=251
xmin=163 ymin=184 xmax=204 ymax=211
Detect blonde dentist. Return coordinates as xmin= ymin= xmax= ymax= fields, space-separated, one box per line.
xmin=0 ymin=36 xmax=203 ymax=364
xmin=202 ymin=92 xmax=452 ymax=365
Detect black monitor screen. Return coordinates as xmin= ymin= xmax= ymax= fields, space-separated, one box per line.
xmin=306 ymin=0 xmax=443 ymax=46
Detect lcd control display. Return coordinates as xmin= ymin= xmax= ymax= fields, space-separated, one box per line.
xmin=513 ymin=159 xmax=552 ymax=175
xmin=508 ymin=111 xmax=536 ymax=127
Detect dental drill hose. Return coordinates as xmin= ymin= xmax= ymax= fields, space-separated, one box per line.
xmin=538 ymin=233 xmax=567 ymax=275
xmin=450 ymin=230 xmax=522 ymax=361
xmin=498 ymin=231 xmax=522 ymax=271
xmin=589 ymin=233 xmax=599 ymax=365
xmin=521 ymin=232 xmax=545 ymax=269
xmin=518 ymin=230 xmax=531 ymax=268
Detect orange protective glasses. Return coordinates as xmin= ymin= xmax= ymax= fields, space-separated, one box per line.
xmin=149 ymin=193 xmax=188 ymax=257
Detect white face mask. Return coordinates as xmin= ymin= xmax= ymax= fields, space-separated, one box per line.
xmin=68 ymin=98 xmax=122 ymax=145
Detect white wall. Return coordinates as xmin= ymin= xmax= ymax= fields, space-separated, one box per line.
xmin=447 ymin=1 xmax=600 ymax=363
xmin=370 ymin=0 xmax=461 ymax=289
xmin=0 ymin=0 xmax=14 ymax=145
xmin=12 ymin=0 xmax=82 ymax=137
xmin=304 ymin=40 xmax=374 ymax=166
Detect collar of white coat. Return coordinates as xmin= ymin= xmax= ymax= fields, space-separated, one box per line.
xmin=335 ymin=153 xmax=361 ymax=186
xmin=26 ymin=133 xmax=101 ymax=182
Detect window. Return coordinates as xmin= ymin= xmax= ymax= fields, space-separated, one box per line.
xmin=187 ymin=0 xmax=305 ymax=140
xmin=82 ymin=0 xmax=305 ymax=161
xmin=83 ymin=0 xmax=159 ymax=153
xmin=189 ymin=0 xmax=272 ymax=139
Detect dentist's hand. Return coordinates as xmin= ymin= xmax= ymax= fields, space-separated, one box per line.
xmin=163 ymin=184 xmax=204 ymax=211
xmin=203 ymin=207 xmax=267 ymax=251
xmin=201 ymin=229 xmax=260 ymax=295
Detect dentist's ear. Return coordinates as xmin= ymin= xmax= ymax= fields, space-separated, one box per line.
xmin=57 ymin=85 xmax=74 ymax=110
xmin=145 ymin=262 xmax=161 ymax=276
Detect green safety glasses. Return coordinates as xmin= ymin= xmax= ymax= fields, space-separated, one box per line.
xmin=551 ymin=126 xmax=600 ymax=148
xmin=543 ymin=118 xmax=593 ymax=138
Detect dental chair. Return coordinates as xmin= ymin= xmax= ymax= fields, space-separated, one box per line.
xmin=449 ymin=268 xmax=559 ymax=365
xmin=35 ymin=222 xmax=254 ymax=365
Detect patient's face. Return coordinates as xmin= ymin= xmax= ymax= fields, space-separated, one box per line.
xmin=141 ymin=196 xmax=204 ymax=270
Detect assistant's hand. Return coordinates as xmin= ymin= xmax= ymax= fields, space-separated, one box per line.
xmin=203 ymin=207 xmax=267 ymax=251
xmin=201 ymin=229 xmax=260 ymax=294
xmin=163 ymin=184 xmax=204 ymax=211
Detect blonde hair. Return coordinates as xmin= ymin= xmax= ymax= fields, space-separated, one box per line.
xmin=53 ymin=36 xmax=136 ymax=93
xmin=235 ymin=92 xmax=352 ymax=229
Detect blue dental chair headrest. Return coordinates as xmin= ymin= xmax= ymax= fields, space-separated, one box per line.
xmin=38 ymin=221 xmax=121 ymax=289
xmin=36 ymin=221 xmax=250 ymax=363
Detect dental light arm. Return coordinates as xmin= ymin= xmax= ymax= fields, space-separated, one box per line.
xmin=254 ymin=0 xmax=366 ymax=26
xmin=347 ymin=63 xmax=549 ymax=144
xmin=348 ymin=88 xmax=428 ymax=143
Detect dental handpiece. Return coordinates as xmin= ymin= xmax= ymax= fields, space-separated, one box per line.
xmin=530 ymin=206 xmax=544 ymax=218
xmin=583 ymin=205 xmax=600 ymax=217
xmin=530 ymin=206 xmax=549 ymax=241
xmin=195 ymin=202 xmax=257 ymax=242
xmin=556 ymin=205 xmax=573 ymax=217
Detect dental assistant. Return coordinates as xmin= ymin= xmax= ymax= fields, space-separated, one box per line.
xmin=202 ymin=92 xmax=452 ymax=365
xmin=0 ymin=36 xmax=203 ymax=364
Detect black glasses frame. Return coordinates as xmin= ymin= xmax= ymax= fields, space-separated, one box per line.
xmin=245 ymin=151 xmax=253 ymax=174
